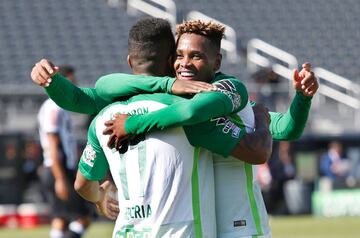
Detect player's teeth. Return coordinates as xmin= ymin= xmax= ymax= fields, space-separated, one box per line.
xmin=181 ymin=72 xmax=194 ymax=77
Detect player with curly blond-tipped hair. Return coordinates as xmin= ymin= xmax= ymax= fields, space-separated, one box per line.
xmin=173 ymin=19 xmax=273 ymax=238
xmin=176 ymin=20 xmax=225 ymax=45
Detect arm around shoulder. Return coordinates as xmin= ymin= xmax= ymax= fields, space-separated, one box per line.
xmin=230 ymin=106 xmax=273 ymax=164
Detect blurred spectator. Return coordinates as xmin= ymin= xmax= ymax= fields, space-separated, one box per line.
xmin=38 ymin=65 xmax=92 ymax=238
xmin=320 ymin=141 xmax=350 ymax=181
xmin=0 ymin=140 xmax=23 ymax=204
xmin=21 ymin=139 xmax=44 ymax=203
xmin=251 ymin=67 xmax=280 ymax=109
xmin=265 ymin=141 xmax=296 ymax=215
xmin=22 ymin=140 xmax=42 ymax=185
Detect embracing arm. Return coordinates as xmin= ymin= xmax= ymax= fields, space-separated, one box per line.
xmin=95 ymin=73 xmax=215 ymax=101
xmin=230 ymin=106 xmax=272 ymax=164
xmin=185 ymin=104 xmax=272 ymax=164
xmin=269 ymin=91 xmax=312 ymax=141
xmin=95 ymin=73 xmax=176 ymax=101
xmin=124 ymin=79 xmax=248 ymax=136
xmin=46 ymin=73 xmax=109 ymax=115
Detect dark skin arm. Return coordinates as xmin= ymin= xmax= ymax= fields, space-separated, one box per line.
xmin=103 ymin=104 xmax=273 ymax=164
xmin=103 ymin=114 xmax=129 ymax=149
xmin=229 ymin=104 xmax=272 ymax=164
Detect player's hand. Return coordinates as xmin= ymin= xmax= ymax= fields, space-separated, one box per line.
xmin=55 ymin=178 xmax=69 ymax=201
xmin=253 ymin=104 xmax=270 ymax=125
xmin=103 ymin=114 xmax=130 ymax=150
xmin=171 ymin=79 xmax=217 ymax=95
xmin=30 ymin=59 xmax=59 ymax=87
xmin=293 ymin=62 xmax=319 ymax=97
xmin=96 ymin=180 xmax=119 ymax=220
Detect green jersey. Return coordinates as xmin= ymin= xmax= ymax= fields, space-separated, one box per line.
xmin=79 ymin=93 xmax=247 ymax=238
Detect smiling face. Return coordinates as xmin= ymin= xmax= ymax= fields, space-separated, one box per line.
xmin=174 ymin=33 xmax=221 ymax=83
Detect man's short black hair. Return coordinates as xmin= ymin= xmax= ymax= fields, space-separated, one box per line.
xmin=128 ymin=17 xmax=175 ymax=61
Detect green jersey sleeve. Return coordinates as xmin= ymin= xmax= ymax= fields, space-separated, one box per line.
xmin=269 ymin=91 xmax=312 ymax=140
xmin=78 ymin=118 xmax=109 ymax=181
xmin=184 ymin=115 xmax=246 ymax=157
xmin=95 ymin=73 xmax=176 ymax=102
xmin=46 ymin=73 xmax=109 ymax=115
xmin=124 ymin=78 xmax=248 ymax=135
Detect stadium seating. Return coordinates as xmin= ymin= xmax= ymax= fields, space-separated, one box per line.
xmin=174 ymin=0 xmax=360 ymax=84
xmin=1 ymin=0 xmax=358 ymax=86
xmin=0 ymin=0 xmax=359 ymax=135
xmin=0 ymin=0 xmax=139 ymax=86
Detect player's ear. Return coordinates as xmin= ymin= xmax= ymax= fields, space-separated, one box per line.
xmin=213 ymin=53 xmax=222 ymax=72
xmin=127 ymin=55 xmax=132 ymax=68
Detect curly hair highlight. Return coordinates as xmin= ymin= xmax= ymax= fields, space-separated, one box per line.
xmin=176 ymin=20 xmax=225 ymax=51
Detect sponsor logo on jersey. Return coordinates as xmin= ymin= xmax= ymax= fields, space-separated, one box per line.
xmin=211 ymin=117 xmax=241 ymax=138
xmin=214 ymin=80 xmax=242 ymax=111
xmin=124 ymin=204 xmax=152 ymax=220
xmin=82 ymin=143 xmax=96 ymax=167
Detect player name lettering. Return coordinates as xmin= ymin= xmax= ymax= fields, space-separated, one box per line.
xmin=124 ymin=204 xmax=152 ymax=220
xmin=111 ymin=107 xmax=149 ymax=120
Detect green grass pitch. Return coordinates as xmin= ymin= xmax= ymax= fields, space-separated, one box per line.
xmin=0 ymin=216 xmax=359 ymax=238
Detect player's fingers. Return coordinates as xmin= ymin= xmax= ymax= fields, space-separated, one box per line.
xmin=33 ymin=66 xmax=49 ymax=85
xmin=104 ymin=120 xmax=114 ymax=127
xmin=302 ymin=62 xmax=311 ymax=71
xmin=31 ymin=69 xmax=46 ymax=86
xmin=115 ymin=137 xmax=121 ymax=150
xmin=37 ymin=63 xmax=53 ymax=82
xmin=101 ymin=181 xmax=111 ymax=191
xmin=103 ymin=127 xmax=113 ymax=135
xmin=301 ymin=71 xmax=315 ymax=88
xmin=40 ymin=59 xmax=56 ymax=77
xmin=107 ymin=201 xmax=119 ymax=214
xmin=298 ymin=68 xmax=308 ymax=79
xmin=107 ymin=135 xmax=115 ymax=148
xmin=107 ymin=197 xmax=118 ymax=205
xmin=195 ymin=82 xmax=217 ymax=91
xmin=305 ymin=82 xmax=318 ymax=96
xmin=183 ymin=88 xmax=200 ymax=94
xmin=293 ymin=69 xmax=300 ymax=82
xmin=106 ymin=210 xmax=118 ymax=220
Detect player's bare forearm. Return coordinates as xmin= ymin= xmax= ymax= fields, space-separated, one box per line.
xmin=230 ymin=105 xmax=272 ymax=164
xmin=74 ymin=170 xmax=103 ymax=203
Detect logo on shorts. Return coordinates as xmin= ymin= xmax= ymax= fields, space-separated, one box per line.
xmin=214 ymin=80 xmax=242 ymax=111
xmin=82 ymin=143 xmax=96 ymax=167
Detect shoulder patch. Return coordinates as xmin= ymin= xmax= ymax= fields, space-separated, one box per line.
xmin=82 ymin=143 xmax=96 ymax=167
xmin=213 ymin=80 xmax=242 ymax=111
